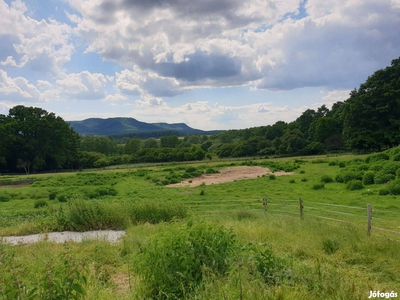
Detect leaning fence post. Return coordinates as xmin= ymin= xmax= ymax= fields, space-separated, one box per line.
xmin=263 ymin=197 xmax=267 ymax=212
xmin=367 ymin=203 xmax=372 ymax=236
xmin=299 ymin=197 xmax=304 ymax=220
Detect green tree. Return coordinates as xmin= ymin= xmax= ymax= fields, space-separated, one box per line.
xmin=4 ymin=106 xmax=80 ymax=173
xmin=342 ymin=57 xmax=400 ymax=150
xmin=160 ymin=135 xmax=180 ymax=148
xmin=142 ymin=138 xmax=159 ymax=149
xmin=124 ymin=138 xmax=142 ymax=154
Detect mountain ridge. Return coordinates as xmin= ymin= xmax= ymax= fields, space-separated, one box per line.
xmin=68 ymin=117 xmax=219 ymax=137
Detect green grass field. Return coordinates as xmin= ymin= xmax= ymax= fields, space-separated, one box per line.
xmin=1 ymin=154 xmax=400 ymax=299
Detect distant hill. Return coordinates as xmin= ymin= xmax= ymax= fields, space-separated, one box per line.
xmin=68 ymin=117 xmax=220 ymax=137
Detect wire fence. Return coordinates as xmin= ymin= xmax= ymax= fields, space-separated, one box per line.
xmin=185 ymin=196 xmax=400 ymax=241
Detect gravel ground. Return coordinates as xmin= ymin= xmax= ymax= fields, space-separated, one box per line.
xmin=1 ymin=230 xmax=125 ymax=245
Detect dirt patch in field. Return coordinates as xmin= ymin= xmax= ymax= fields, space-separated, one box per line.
xmin=0 ymin=179 xmax=34 ymax=189
xmin=167 ymin=166 xmax=293 ymax=187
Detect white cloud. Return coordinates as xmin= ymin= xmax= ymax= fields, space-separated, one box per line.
xmin=56 ymin=71 xmax=108 ymax=100
xmin=64 ymin=0 xmax=400 ymax=98
xmin=0 ymin=0 xmax=74 ymax=75
xmin=0 ymin=70 xmax=41 ymax=102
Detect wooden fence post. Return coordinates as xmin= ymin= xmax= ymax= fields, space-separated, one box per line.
xmin=367 ymin=203 xmax=372 ymax=236
xmin=263 ymin=197 xmax=267 ymax=212
xmin=299 ymin=197 xmax=304 ymax=220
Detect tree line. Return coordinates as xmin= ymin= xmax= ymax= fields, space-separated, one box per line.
xmin=0 ymin=57 xmax=399 ymax=173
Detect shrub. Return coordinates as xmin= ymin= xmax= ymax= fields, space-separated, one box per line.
xmin=205 ymin=168 xmax=219 ymax=174
xmin=312 ymin=183 xmax=325 ymax=190
xmin=328 ymin=161 xmax=336 ymax=166
xmin=346 ymin=180 xmax=363 ymax=190
xmin=289 ymin=179 xmax=295 ymax=183
xmin=320 ymin=175 xmax=333 ymax=183
xmin=362 ymin=171 xmax=375 ymax=185
xmin=128 ymin=200 xmax=188 ymax=224
xmin=301 ymin=178 xmax=308 ymax=182
xmin=199 ymin=190 xmax=205 ymax=195
xmin=34 ymin=200 xmax=48 ymax=209
xmin=56 ymin=198 xmax=128 ymax=231
xmin=134 ymin=222 xmax=237 ymax=299
xmin=322 ymin=238 xmax=340 ymax=254
xmin=366 ymin=153 xmax=389 ymax=163
xmin=381 ymin=162 xmax=400 ymax=175
xmin=94 ymin=187 xmax=118 ymax=197
xmin=48 ymin=191 xmax=57 ymax=200
xmin=387 ymin=179 xmax=400 ymax=195
xmin=393 ymin=153 xmax=400 ymax=161
xmin=338 ymin=162 xmax=346 ymax=168
xmin=254 ymin=245 xmax=286 ymax=285
xmin=0 ymin=194 xmax=10 ymax=202
xmin=57 ymin=194 xmax=68 ymax=202
xmin=335 ymin=171 xmax=363 ymax=183
xmin=374 ymin=173 xmax=395 ymax=184
xmin=299 ymin=170 xmax=305 ymax=174
xmin=269 ymin=174 xmax=276 ymax=180
xmin=357 ymin=164 xmax=370 ymax=171
xmin=237 ymin=210 xmax=256 ymax=220
xmin=378 ymin=189 xmax=390 ymax=195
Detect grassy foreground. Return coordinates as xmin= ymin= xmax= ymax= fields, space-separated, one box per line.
xmin=1 ymin=154 xmax=400 ymax=299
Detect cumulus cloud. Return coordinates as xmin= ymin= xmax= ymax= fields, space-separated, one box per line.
xmin=65 ymin=0 xmax=400 ymax=97
xmin=56 ymin=71 xmax=108 ymax=100
xmin=0 ymin=0 xmax=74 ymax=75
xmin=0 ymin=70 xmax=41 ymax=102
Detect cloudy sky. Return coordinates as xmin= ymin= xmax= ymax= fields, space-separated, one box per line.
xmin=1 ymin=0 xmax=399 ymax=130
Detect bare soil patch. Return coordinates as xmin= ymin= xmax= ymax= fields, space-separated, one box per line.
xmin=167 ymin=166 xmax=293 ymax=187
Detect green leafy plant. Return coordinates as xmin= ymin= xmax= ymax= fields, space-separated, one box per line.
xmin=346 ymin=180 xmax=363 ymax=191
xmin=134 ymin=222 xmax=237 ymax=299
xmin=34 ymin=200 xmax=48 ymax=209
xmin=320 ymin=175 xmax=333 ymax=183
xmin=312 ymin=183 xmax=325 ymax=190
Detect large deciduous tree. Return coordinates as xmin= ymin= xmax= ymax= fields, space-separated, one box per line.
xmin=342 ymin=57 xmax=400 ymax=151
xmin=1 ymin=105 xmax=80 ymax=173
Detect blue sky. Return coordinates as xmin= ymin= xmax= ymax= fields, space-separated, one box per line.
xmin=1 ymin=0 xmax=400 ymax=130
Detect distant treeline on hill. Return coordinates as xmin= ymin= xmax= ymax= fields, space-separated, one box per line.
xmin=0 ymin=57 xmax=399 ymax=172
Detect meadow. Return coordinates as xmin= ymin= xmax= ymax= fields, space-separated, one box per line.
xmin=0 ymin=153 xmax=400 ymax=299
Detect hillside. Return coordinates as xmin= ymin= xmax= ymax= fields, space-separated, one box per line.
xmin=68 ymin=117 xmax=211 ymax=136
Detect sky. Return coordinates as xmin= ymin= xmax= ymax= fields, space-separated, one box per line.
xmin=0 ymin=0 xmax=400 ymax=130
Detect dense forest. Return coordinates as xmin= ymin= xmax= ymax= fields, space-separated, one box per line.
xmin=0 ymin=57 xmax=399 ymax=173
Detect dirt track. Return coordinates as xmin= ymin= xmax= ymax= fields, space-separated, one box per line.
xmin=167 ymin=166 xmax=293 ymax=187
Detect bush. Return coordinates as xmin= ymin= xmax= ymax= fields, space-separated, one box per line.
xmin=48 ymin=191 xmax=57 ymax=200
xmin=299 ymin=170 xmax=305 ymax=174
xmin=338 ymin=162 xmax=346 ymax=168
xmin=387 ymin=179 xmax=400 ymax=195
xmin=322 ymin=238 xmax=340 ymax=254
xmin=134 ymin=222 xmax=237 ymax=299
xmin=346 ymin=180 xmax=363 ymax=191
xmin=128 ymin=200 xmax=188 ymax=224
xmin=362 ymin=171 xmax=375 ymax=185
xmin=335 ymin=171 xmax=363 ymax=183
xmin=301 ymin=178 xmax=308 ymax=182
xmin=374 ymin=173 xmax=395 ymax=184
xmin=94 ymin=187 xmax=118 ymax=197
xmin=269 ymin=174 xmax=276 ymax=180
xmin=34 ymin=200 xmax=48 ymax=209
xmin=366 ymin=153 xmax=389 ymax=163
xmin=289 ymin=179 xmax=295 ymax=183
xmin=237 ymin=210 xmax=256 ymax=220
xmin=312 ymin=183 xmax=325 ymax=190
xmin=320 ymin=175 xmax=333 ymax=183
xmin=57 ymin=194 xmax=68 ymax=202
xmin=0 ymin=194 xmax=10 ymax=202
xmin=56 ymin=198 xmax=128 ymax=231
xmin=254 ymin=245 xmax=286 ymax=285
xmin=205 ymin=168 xmax=219 ymax=174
